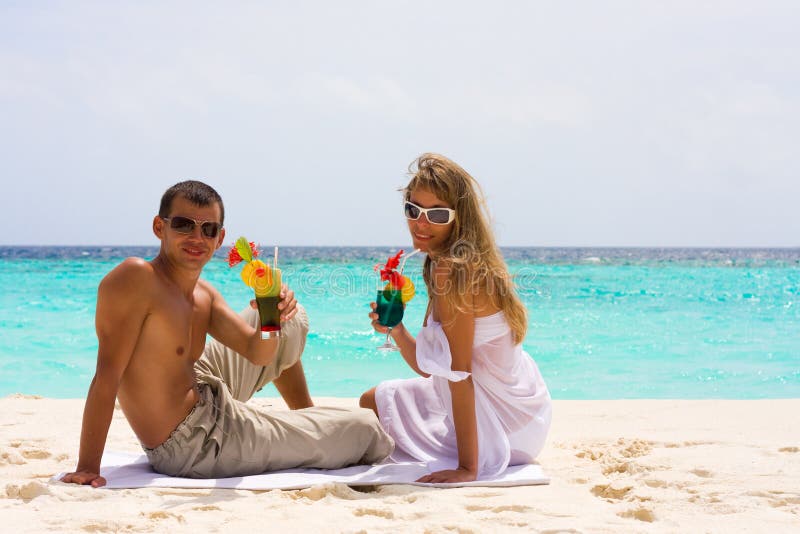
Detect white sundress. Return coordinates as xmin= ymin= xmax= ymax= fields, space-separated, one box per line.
xmin=374 ymin=311 xmax=552 ymax=478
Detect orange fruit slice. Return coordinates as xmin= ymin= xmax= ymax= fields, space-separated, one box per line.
xmin=240 ymin=261 xmax=256 ymax=286
xmin=399 ymin=276 xmax=415 ymax=303
xmin=241 ymin=260 xmax=270 ymax=290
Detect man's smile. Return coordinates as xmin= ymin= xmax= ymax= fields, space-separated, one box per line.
xmin=182 ymin=245 xmax=208 ymax=257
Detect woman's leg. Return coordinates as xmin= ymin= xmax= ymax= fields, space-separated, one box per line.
xmin=359 ymin=386 xmax=379 ymax=417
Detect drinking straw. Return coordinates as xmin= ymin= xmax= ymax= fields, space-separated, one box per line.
xmin=273 ymin=246 xmax=278 ymax=270
xmin=399 ymin=248 xmax=421 ymax=274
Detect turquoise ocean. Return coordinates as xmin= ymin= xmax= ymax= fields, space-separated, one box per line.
xmin=1 ymin=246 xmax=798 ymax=399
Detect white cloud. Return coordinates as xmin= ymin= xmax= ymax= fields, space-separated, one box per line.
xmin=316 ymin=75 xmax=417 ymax=120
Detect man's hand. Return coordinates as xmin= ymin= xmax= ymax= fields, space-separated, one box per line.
xmin=249 ymin=284 xmax=297 ymax=322
xmin=60 ymin=470 xmax=106 ymax=488
xmin=277 ymin=284 xmax=297 ymax=321
xmin=416 ymin=467 xmax=477 ymax=484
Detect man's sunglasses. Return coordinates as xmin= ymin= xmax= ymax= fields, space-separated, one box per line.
xmin=404 ymin=201 xmax=455 ymax=225
xmin=162 ymin=216 xmax=223 ymax=238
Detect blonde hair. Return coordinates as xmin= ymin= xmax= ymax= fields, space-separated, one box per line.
xmin=405 ymin=153 xmax=529 ymax=344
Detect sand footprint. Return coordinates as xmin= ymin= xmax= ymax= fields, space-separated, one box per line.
xmin=662 ymin=440 xmax=714 ymax=448
xmin=643 ymin=479 xmax=668 ymax=489
xmin=617 ymin=438 xmax=652 ymax=458
xmin=144 ymin=510 xmax=186 ymax=523
xmin=575 ymin=438 xmax=653 ymax=464
xmin=617 ymin=506 xmax=656 ymax=523
xmin=1 ymin=449 xmax=27 ymax=466
xmin=465 ymin=504 xmax=531 ymax=513
xmin=192 ymin=504 xmax=221 ymax=511
xmin=292 ymin=483 xmax=364 ymax=501
xmin=353 ymin=507 xmax=394 ymax=519
xmin=5 ymin=480 xmax=51 ymax=502
xmin=22 ymin=448 xmax=51 ymax=460
xmin=591 ymin=482 xmax=633 ymax=501
xmin=602 ymin=461 xmax=647 ymax=476
xmin=79 ymin=520 xmax=134 ymax=532
xmin=575 ymin=447 xmax=605 ymax=461
xmin=745 ymin=490 xmax=800 ymax=508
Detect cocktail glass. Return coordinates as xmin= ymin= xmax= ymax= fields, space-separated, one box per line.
xmin=254 ymin=266 xmax=282 ymax=339
xmin=376 ymin=273 xmax=404 ymax=351
xmin=374 ymin=248 xmax=420 ymax=351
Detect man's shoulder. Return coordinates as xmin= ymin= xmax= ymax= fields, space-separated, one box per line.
xmin=109 ymin=256 xmax=154 ymax=276
xmin=117 ymin=256 xmax=153 ymax=271
xmin=195 ymin=277 xmax=221 ymax=298
xmin=100 ymin=257 xmax=157 ymax=292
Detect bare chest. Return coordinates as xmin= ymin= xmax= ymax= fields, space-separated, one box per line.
xmin=137 ymin=291 xmax=212 ymax=365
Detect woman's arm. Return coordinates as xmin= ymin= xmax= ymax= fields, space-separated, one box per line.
xmin=417 ymin=266 xmax=479 ymax=483
xmin=369 ymin=303 xmax=428 ymax=377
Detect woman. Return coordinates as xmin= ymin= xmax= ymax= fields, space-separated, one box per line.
xmin=360 ymin=153 xmax=552 ymax=483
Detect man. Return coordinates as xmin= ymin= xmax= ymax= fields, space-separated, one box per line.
xmin=61 ymin=180 xmax=393 ymax=486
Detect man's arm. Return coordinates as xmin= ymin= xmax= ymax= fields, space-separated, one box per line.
xmin=61 ymin=259 xmax=150 ymax=487
xmin=206 ymin=282 xmax=298 ymax=367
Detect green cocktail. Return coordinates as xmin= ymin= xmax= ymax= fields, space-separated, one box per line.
xmin=256 ymin=296 xmax=281 ymax=330
xmin=376 ymin=288 xmax=404 ymax=328
xmin=374 ymin=249 xmax=418 ymax=351
xmin=255 ymin=267 xmax=281 ymax=338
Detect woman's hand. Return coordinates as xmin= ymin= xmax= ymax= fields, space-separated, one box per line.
xmin=369 ymin=301 xmax=401 ymax=334
xmin=60 ymin=470 xmax=106 ymax=488
xmin=416 ymin=467 xmax=477 ymax=484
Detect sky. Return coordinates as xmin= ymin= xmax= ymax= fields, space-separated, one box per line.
xmin=2 ymin=1 xmax=798 ymax=247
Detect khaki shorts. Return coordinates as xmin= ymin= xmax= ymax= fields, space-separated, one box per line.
xmin=144 ymin=305 xmax=394 ymax=478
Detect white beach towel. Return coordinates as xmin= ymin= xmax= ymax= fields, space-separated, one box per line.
xmin=53 ymin=451 xmax=549 ymax=490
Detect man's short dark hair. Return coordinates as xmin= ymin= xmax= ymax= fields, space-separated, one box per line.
xmin=159 ymin=180 xmax=225 ymax=225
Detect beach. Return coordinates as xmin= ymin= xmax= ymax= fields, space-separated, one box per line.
xmin=3 ymin=0 xmax=799 ymax=530
xmin=2 ymin=396 xmax=798 ymax=533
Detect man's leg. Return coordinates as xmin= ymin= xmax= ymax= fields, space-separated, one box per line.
xmin=147 ymin=378 xmax=395 ymax=478
xmin=196 ymin=304 xmax=311 ymax=403
xmin=273 ymin=359 xmax=313 ymax=409
xmin=186 ymin=305 xmax=396 ymax=477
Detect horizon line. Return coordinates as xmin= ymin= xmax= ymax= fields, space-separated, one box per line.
xmin=1 ymin=244 xmax=799 ymax=250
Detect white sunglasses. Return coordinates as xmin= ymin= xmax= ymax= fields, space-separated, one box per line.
xmin=404 ymin=201 xmax=456 ymax=225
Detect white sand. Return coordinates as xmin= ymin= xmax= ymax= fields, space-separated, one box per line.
xmin=1 ymin=395 xmax=798 ymax=533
